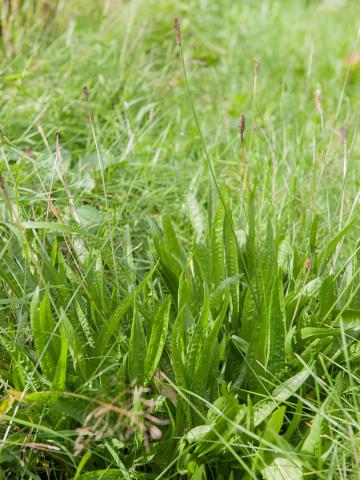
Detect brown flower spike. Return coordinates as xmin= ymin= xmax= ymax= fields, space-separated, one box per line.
xmin=239 ymin=113 xmax=245 ymax=141
xmin=174 ymin=17 xmax=181 ymax=46
xmin=83 ymin=86 xmax=89 ymax=102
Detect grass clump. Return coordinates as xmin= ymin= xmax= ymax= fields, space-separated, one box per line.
xmin=0 ymin=0 xmax=359 ymax=478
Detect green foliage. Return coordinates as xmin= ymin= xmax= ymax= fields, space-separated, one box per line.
xmin=0 ymin=0 xmax=359 ymax=478
xmin=1 ymin=194 xmax=357 ymax=478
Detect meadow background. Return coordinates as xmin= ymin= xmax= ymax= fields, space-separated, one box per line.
xmin=0 ymin=0 xmax=359 ymax=478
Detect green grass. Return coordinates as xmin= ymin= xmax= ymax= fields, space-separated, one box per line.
xmin=0 ymin=0 xmax=359 ymax=478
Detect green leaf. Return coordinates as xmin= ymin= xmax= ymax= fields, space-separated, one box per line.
xmin=184 ymin=425 xmax=212 ymax=443
xmin=267 ymin=272 xmax=286 ymax=373
xmin=30 ymin=288 xmax=60 ymax=381
xmin=186 ymin=293 xmax=210 ymax=381
xmin=241 ymin=223 xmax=277 ymax=392
xmin=192 ymin=294 xmax=229 ymax=397
xmin=194 ymin=243 xmax=212 ymax=289
xmin=75 ymin=300 xmax=95 ymax=349
xmin=96 ymin=267 xmax=154 ymax=354
xmin=128 ymin=309 xmax=146 ymax=385
xmin=162 ymin=216 xmax=185 ymax=264
xmin=211 ymin=201 xmax=226 ymax=287
xmin=74 ymin=469 xmax=128 ymax=480
xmin=301 ymin=374 xmax=344 ymax=455
xmin=144 ymin=296 xmax=171 ymax=383
xmin=264 ymin=405 xmax=286 ymax=437
xmin=171 ymin=307 xmax=187 ymax=389
xmin=318 ymin=275 xmax=336 ymax=322
xmin=52 ymin=327 xmax=68 ymax=391
xmin=154 ymin=241 xmax=181 ymax=300
xmin=254 ymin=368 xmax=311 ymax=427
xmin=59 ymin=308 xmax=87 ymax=377
xmin=194 ymin=394 xmax=245 ymax=457
xmin=20 ymin=221 xmax=80 ymax=234
xmin=301 ymin=411 xmax=323 ymax=454
xmin=224 ymin=206 xmax=240 ymax=329
xmin=256 ymin=406 xmax=287 ymax=473
xmin=190 ymin=464 xmax=206 ymax=480
xmin=309 ymin=214 xmax=319 ymax=253
xmin=262 ymin=456 xmax=303 ymax=480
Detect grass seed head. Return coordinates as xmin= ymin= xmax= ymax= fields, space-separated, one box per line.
xmin=254 ymin=58 xmax=260 ymax=74
xmin=83 ymin=86 xmax=89 ymax=102
xmin=239 ymin=113 xmax=246 ymax=139
xmin=174 ymin=17 xmax=181 ymax=46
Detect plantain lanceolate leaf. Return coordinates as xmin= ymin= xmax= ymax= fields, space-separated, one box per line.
xmin=224 ymin=205 xmax=240 ymax=329
xmin=59 ymin=308 xmax=87 ymax=378
xmin=262 ymin=456 xmax=303 ymax=480
xmin=154 ymin=217 xmax=187 ymax=302
xmin=309 ymin=214 xmax=320 ymax=254
xmin=318 ymin=275 xmax=336 ymax=322
xmin=254 ymin=368 xmax=311 ymax=427
xmin=171 ymin=306 xmax=187 ymax=389
xmin=267 ymin=271 xmax=286 ymax=374
xmin=128 ymin=308 xmax=146 ymax=385
xmin=193 ymin=243 xmax=212 ymax=290
xmin=192 ymin=294 xmax=229 ymax=397
xmin=211 ymin=201 xmax=226 ymax=288
xmin=52 ymin=327 xmax=68 ymax=391
xmin=241 ymin=223 xmax=277 ymax=392
xmin=144 ymin=296 xmax=171 ymax=383
xmin=30 ymin=287 xmax=61 ymax=382
xmin=162 ymin=216 xmax=186 ymax=263
xmin=186 ymin=292 xmax=210 ymax=382
xmin=154 ymin=240 xmax=182 ymax=300
xmin=96 ymin=267 xmax=154 ymax=355
xmin=194 ymin=394 xmax=246 ymax=457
